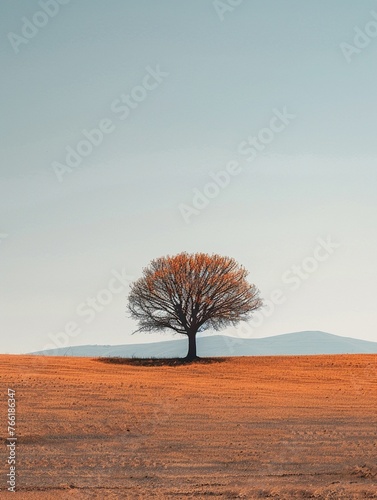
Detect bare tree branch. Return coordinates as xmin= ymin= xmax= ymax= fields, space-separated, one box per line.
xmin=127 ymin=253 xmax=262 ymax=359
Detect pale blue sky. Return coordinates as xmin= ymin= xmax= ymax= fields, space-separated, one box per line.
xmin=1 ymin=1 xmax=377 ymax=353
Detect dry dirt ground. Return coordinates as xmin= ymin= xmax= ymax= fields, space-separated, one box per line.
xmin=0 ymin=354 xmax=377 ymax=499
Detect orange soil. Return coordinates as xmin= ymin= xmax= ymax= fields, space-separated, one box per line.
xmin=0 ymin=354 xmax=377 ymax=499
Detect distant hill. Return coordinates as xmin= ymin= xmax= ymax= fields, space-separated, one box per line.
xmin=30 ymin=331 xmax=377 ymax=357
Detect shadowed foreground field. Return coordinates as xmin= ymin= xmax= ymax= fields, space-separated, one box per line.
xmin=1 ymin=354 xmax=377 ymax=499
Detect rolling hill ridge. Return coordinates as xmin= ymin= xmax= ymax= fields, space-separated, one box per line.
xmin=31 ymin=331 xmax=377 ymax=357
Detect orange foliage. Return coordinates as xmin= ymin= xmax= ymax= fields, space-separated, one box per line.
xmin=128 ymin=253 xmax=262 ymax=338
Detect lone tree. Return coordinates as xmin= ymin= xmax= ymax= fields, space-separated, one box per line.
xmin=128 ymin=252 xmax=262 ymax=361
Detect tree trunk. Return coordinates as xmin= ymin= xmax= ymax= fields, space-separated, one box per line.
xmin=185 ymin=332 xmax=198 ymax=360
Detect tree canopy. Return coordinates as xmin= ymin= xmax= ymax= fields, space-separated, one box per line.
xmin=128 ymin=252 xmax=262 ymax=359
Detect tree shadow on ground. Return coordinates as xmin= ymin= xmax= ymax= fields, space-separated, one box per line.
xmin=95 ymin=357 xmax=227 ymax=367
